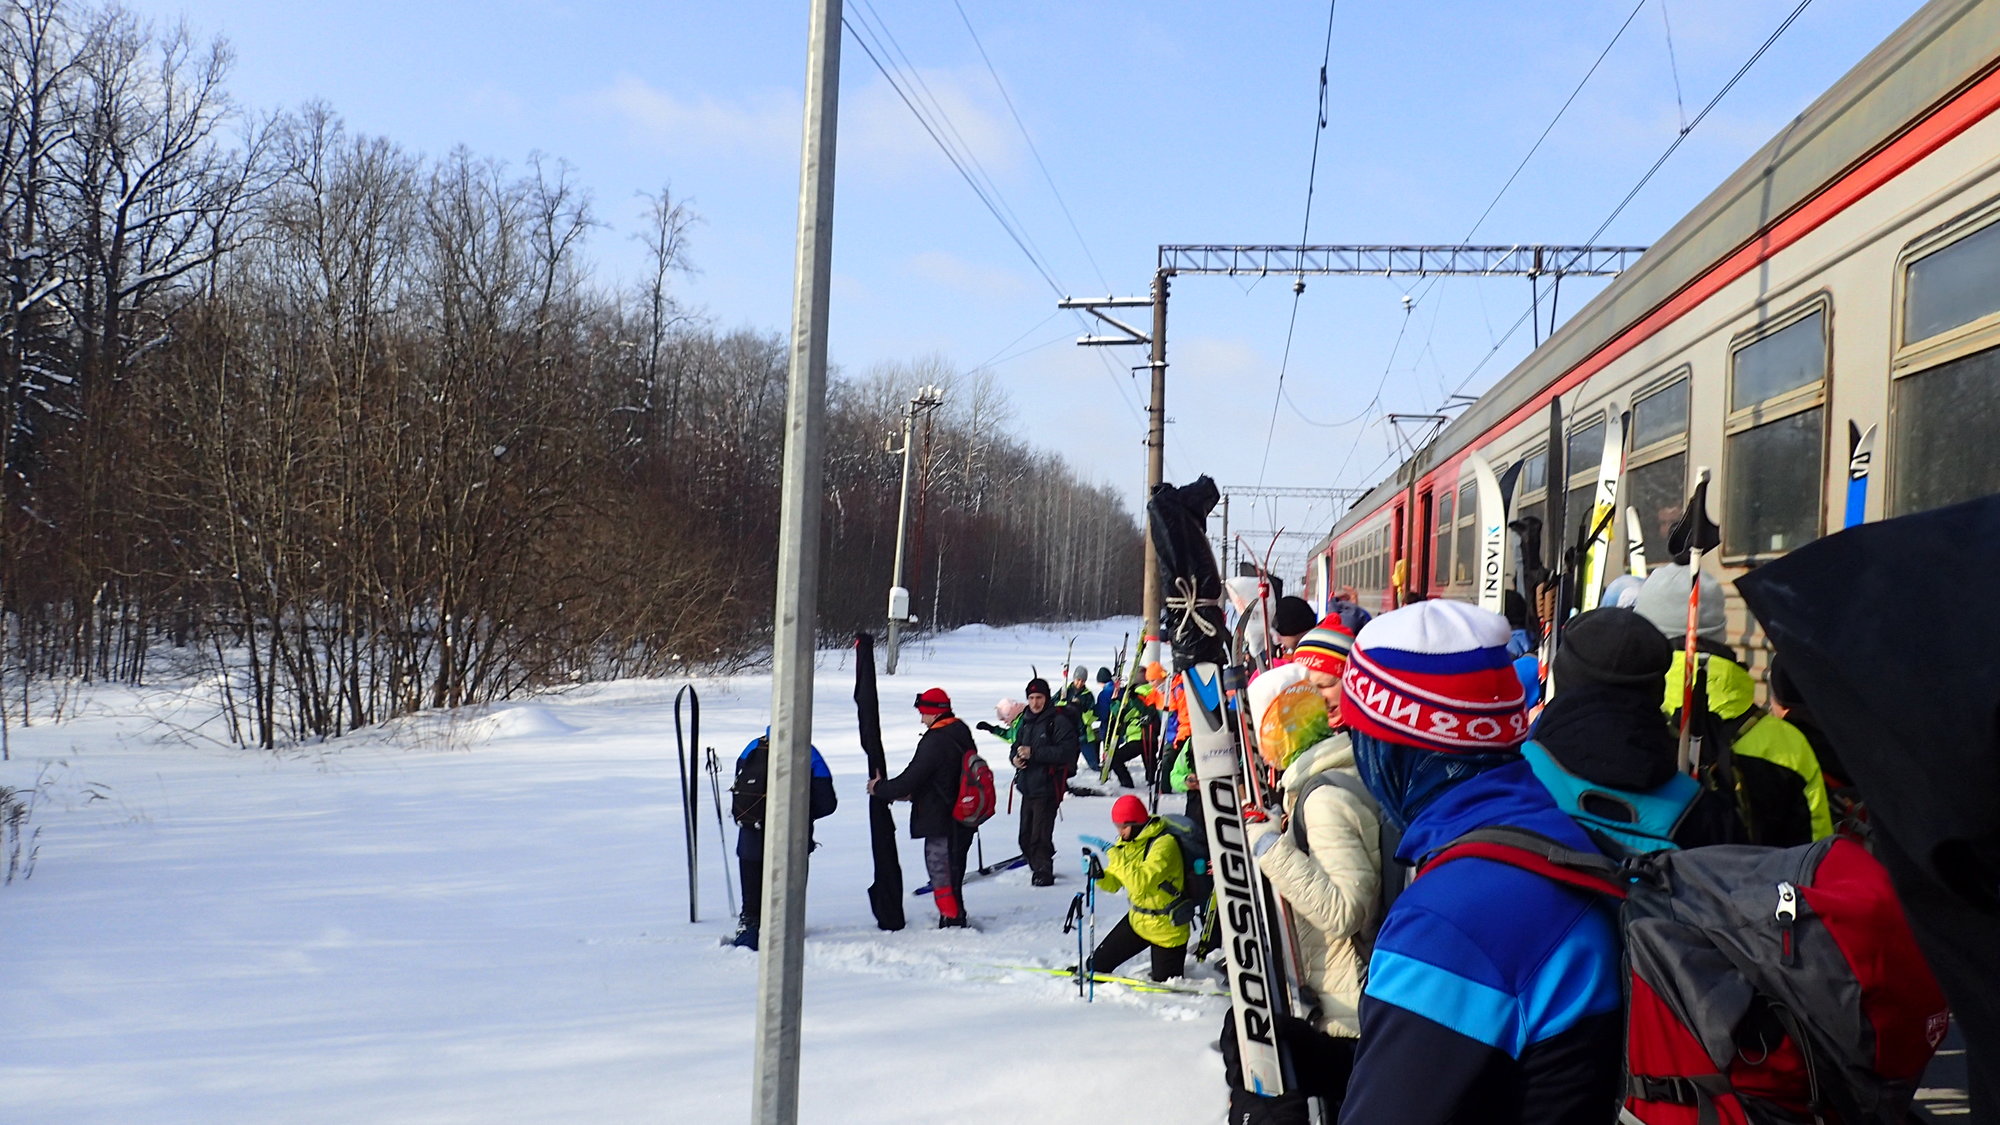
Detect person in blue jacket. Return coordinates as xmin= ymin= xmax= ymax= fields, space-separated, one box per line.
xmin=1335 ymin=599 xmax=1623 ymax=1125
xmin=729 ymin=728 xmax=837 ymax=951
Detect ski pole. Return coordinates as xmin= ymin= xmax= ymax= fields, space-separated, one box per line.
xmin=676 ymin=684 xmax=699 ymax=923
xmin=976 ymin=829 xmax=985 ymax=873
xmin=1676 ymin=468 xmax=1713 ymax=775
xmin=1081 ymin=848 xmax=1098 ymax=1003
xmin=706 ymin=747 xmax=736 ymax=918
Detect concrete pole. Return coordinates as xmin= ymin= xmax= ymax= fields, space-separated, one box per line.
xmin=885 ymin=405 xmax=916 ymax=674
xmin=753 ymin=0 xmax=839 ymax=1119
xmin=1142 ymin=269 xmax=1169 ymax=656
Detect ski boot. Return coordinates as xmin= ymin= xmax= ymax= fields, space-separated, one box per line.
xmin=725 ymin=923 xmax=759 ymax=951
xmin=937 ymin=913 xmax=969 ymax=929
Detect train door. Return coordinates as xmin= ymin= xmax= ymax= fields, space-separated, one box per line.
xmin=1389 ymin=500 xmax=1407 ymax=611
xmin=1414 ymin=486 xmax=1435 ymax=601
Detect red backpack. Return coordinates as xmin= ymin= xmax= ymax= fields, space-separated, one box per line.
xmin=953 ymin=747 xmax=997 ymax=827
xmin=1422 ymin=830 xmax=1949 ymax=1124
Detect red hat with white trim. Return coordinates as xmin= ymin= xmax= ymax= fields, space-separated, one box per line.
xmin=1340 ymin=599 xmax=1528 ymax=755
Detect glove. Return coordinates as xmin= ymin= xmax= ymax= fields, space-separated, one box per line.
xmin=1080 ymin=834 xmax=1114 ymax=853
xmin=1247 ymin=818 xmax=1281 ymax=858
xmin=975 ymin=721 xmax=1003 ymax=736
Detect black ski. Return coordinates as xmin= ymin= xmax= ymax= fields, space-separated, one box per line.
xmin=675 ymin=684 xmax=700 ymax=923
xmin=854 ymin=633 xmax=906 ymax=931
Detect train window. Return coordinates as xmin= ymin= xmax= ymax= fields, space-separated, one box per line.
xmin=1891 ymin=344 xmax=2000 ymax=513
xmin=1728 ymin=407 xmax=1825 ymax=555
xmin=1627 ymin=373 xmax=1691 ymax=570
xmin=1454 ymin=481 xmax=1477 ymax=585
xmin=1521 ymin=447 xmax=1547 ymax=495
xmin=1632 ymin=377 xmax=1690 ymax=451
xmin=1432 ymin=490 xmax=1454 ymax=588
xmin=1904 ymin=217 xmax=2000 ymax=344
xmin=1731 ymin=309 xmax=1825 ymax=412
xmin=1726 ymin=305 xmax=1827 ymax=558
xmin=1566 ymin=416 xmax=1606 ymax=475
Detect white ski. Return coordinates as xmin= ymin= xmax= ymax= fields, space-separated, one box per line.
xmin=1579 ymin=404 xmax=1629 ymax=612
xmin=1625 ymin=505 xmax=1648 ymax=578
xmin=1468 ymin=450 xmax=1508 ymax=615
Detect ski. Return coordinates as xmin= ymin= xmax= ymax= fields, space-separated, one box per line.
xmin=1844 ymin=421 xmax=1877 ymax=529
xmin=675 ymin=684 xmax=700 ymax=923
xmin=911 ymin=854 xmax=1026 ymax=896
xmin=1625 ymin=505 xmax=1648 ymax=578
xmin=1467 ymin=450 xmax=1520 ymax=615
xmin=1579 ymin=403 xmax=1630 ymax=612
xmin=993 ymin=964 xmax=1230 ymax=998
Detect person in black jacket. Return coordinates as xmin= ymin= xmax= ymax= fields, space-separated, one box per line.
xmin=729 ymin=729 xmax=838 ymax=950
xmin=1012 ymin=677 xmax=1079 ymax=886
xmin=869 ymin=687 xmax=976 ymax=927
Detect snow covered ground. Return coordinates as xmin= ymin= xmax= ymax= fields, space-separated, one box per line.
xmin=0 ymin=618 xmax=1231 ymax=1124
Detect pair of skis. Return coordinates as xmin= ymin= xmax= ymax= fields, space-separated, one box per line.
xmin=910 ymin=847 xmax=1026 ymax=896
xmin=675 ymin=686 xmax=736 ymax=923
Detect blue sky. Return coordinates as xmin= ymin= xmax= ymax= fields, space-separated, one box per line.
xmin=124 ymin=0 xmax=1918 ymax=568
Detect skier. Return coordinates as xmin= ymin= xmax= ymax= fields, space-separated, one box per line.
xmin=1081 ymin=795 xmax=1190 ymax=981
xmin=1633 ymin=563 xmax=1832 ymax=845
xmin=1056 ymin=667 xmax=1102 ymax=775
xmin=1094 ymin=666 xmax=1118 ymax=728
xmin=1521 ymin=607 xmax=1738 ymax=853
xmin=1227 ymin=640 xmax=1382 ymax=1120
xmin=1337 ymin=599 xmax=1624 ymax=1125
xmin=869 ymin=687 xmax=978 ymax=927
xmin=1270 ymin=594 xmax=1319 ymax=659
xmin=1010 ymin=677 xmax=1079 ymax=886
xmin=728 ymin=729 xmax=838 ymax=951
xmin=1105 ymin=672 xmax=1160 ymax=790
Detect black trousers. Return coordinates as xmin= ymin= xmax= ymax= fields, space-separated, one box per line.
xmin=737 ymin=826 xmax=811 ymax=928
xmin=1219 ymin=1008 xmax=1355 ymax=1123
xmin=1108 ymin=739 xmax=1153 ymax=788
xmin=1086 ymin=914 xmax=1187 ymax=981
xmin=1018 ymin=792 xmax=1059 ymax=878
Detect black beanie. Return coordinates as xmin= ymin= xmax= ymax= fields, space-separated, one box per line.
xmin=1553 ymin=607 xmax=1672 ymax=688
xmin=1272 ymin=596 xmax=1317 ymax=637
xmin=1096 ymin=666 xmax=1113 ymax=684
xmin=1025 ymin=677 xmax=1051 ymax=698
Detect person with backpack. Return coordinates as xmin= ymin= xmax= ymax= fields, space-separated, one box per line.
xmin=870 ymin=687 xmax=980 ymax=927
xmin=1105 ymin=672 xmax=1160 ymax=790
xmin=1522 ymin=606 xmax=1740 ymax=855
xmin=1081 ymin=795 xmax=1192 ymax=981
xmin=1221 ymin=626 xmax=1382 ymax=1122
xmin=1011 ymin=677 xmax=1080 ymax=886
xmin=1633 ymin=562 xmax=1832 ymax=845
xmin=1336 ymin=599 xmax=1625 ymax=1125
xmin=1056 ymin=667 xmax=1102 ymax=774
xmin=728 ymin=729 xmax=838 ymax=951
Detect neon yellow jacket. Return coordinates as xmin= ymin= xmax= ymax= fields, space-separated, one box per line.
xmin=1660 ymin=650 xmax=1832 ymax=841
xmin=1096 ymin=818 xmax=1191 ymax=948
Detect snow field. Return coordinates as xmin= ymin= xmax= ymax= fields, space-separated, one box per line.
xmin=0 ymin=619 xmax=1228 ymax=1123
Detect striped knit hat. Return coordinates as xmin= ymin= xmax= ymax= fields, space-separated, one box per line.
xmin=1290 ymin=620 xmax=1355 ymax=678
xmin=1341 ymin=599 xmax=1529 ymax=754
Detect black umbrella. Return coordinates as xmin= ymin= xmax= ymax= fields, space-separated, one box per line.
xmin=1735 ymin=495 xmax=2000 ymax=1114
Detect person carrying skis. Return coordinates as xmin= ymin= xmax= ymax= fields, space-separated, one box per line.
xmin=1011 ymin=677 xmax=1079 ymax=886
xmin=1082 ymin=795 xmax=1190 ymax=981
xmin=869 ymin=687 xmax=977 ymax=927
xmin=1633 ymin=563 xmax=1832 ymax=845
xmin=1105 ymin=669 xmax=1161 ymax=790
xmin=1521 ymin=607 xmax=1739 ymax=854
xmin=728 ymin=729 xmax=838 ymax=951
xmin=1222 ymin=626 xmax=1381 ymax=1121
xmin=1056 ymin=667 xmax=1102 ymax=776
xmin=1336 ymin=599 xmax=1624 ymax=1125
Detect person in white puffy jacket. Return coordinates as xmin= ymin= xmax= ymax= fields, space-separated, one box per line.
xmin=1222 ymin=622 xmax=1384 ymax=1123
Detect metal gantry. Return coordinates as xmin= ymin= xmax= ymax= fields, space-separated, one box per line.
xmin=1158 ymin=243 xmax=1647 ymax=278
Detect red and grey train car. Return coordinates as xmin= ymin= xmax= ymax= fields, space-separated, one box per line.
xmin=1304 ymin=0 xmax=2000 ymax=662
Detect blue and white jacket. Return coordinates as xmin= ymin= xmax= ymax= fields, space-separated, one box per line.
xmin=1338 ymin=759 xmax=1623 ymax=1125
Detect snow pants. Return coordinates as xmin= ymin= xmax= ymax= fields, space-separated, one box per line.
xmin=737 ymin=826 xmax=812 ymax=928
xmin=1018 ymin=792 xmax=1059 ymax=880
xmin=1086 ymin=914 xmax=1187 ymax=981
xmin=1108 ymin=739 xmax=1153 ymax=789
xmin=922 ymin=826 xmax=974 ymax=920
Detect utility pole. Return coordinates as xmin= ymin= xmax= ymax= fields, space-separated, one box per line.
xmin=754 ymin=0 xmax=838 ymax=1119
xmin=1059 ymin=270 xmax=1170 ymax=662
xmin=885 ymin=384 xmax=944 ymax=675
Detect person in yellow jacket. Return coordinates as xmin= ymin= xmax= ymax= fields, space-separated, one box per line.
xmin=1083 ymin=795 xmax=1190 ymax=981
xmin=1634 ymin=563 xmax=1833 ymax=844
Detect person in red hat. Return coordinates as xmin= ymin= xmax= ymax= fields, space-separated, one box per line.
xmin=869 ymin=688 xmax=977 ymax=927
xmin=1080 ymin=794 xmax=1192 ymax=981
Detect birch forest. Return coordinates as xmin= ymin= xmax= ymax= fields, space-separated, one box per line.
xmin=0 ymin=0 xmax=1140 ymax=749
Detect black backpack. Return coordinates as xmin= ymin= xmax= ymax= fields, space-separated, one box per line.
xmin=731 ymin=737 xmax=768 ymax=829
xmin=1155 ymin=813 xmax=1212 ymax=927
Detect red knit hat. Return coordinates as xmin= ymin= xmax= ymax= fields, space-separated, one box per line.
xmin=1110 ymin=794 xmax=1149 ymax=825
xmin=1340 ymin=600 xmax=1527 ymax=754
xmin=914 ymin=687 xmax=952 ymax=715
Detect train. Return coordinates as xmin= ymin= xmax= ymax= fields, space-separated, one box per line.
xmin=1302 ymin=0 xmax=2000 ymax=665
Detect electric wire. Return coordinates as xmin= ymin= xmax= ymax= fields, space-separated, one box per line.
xmin=1254 ymin=0 xmax=1341 ymax=492
xmin=952 ymin=0 xmax=1111 ymax=294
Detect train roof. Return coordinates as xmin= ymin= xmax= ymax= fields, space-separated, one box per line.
xmin=1316 ymin=0 xmax=2000 ymax=556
